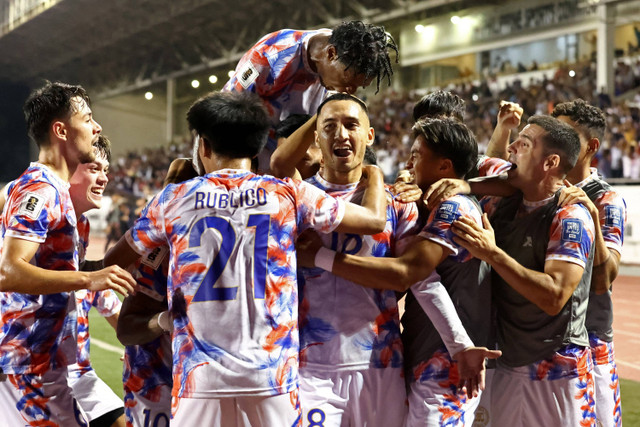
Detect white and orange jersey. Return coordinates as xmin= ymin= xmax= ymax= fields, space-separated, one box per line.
xmin=125 ymin=169 xmax=346 ymax=398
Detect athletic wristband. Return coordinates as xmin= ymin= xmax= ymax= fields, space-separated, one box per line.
xmin=314 ymin=247 xmax=336 ymax=272
xmin=157 ymin=310 xmax=171 ymax=333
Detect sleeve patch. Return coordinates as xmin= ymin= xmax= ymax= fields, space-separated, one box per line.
xmin=434 ymin=201 xmax=460 ymax=223
xmin=604 ymin=205 xmax=623 ymax=228
xmin=561 ymin=219 xmax=583 ymax=243
xmin=237 ymin=61 xmax=259 ymax=89
xmin=18 ymin=192 xmax=45 ymax=220
xmin=141 ymin=246 xmax=169 ymax=270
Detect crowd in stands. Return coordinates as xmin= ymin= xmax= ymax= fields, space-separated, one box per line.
xmin=103 ymin=56 xmax=640 ymax=238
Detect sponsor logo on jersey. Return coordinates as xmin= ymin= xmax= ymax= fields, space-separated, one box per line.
xmin=522 ymin=236 xmax=533 ymax=247
xmin=434 ymin=201 xmax=459 ymax=223
xmin=18 ymin=192 xmax=45 ymax=220
xmin=238 ymin=61 xmax=259 ymax=89
xmin=561 ymin=219 xmax=583 ymax=243
xmin=604 ymin=205 xmax=622 ymax=228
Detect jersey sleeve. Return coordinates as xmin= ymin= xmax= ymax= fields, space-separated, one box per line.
xmin=133 ymin=246 xmax=169 ymax=302
xmin=292 ymin=179 xmax=346 ymax=234
xmin=391 ymin=196 xmax=420 ymax=244
xmin=593 ymin=190 xmax=626 ymax=255
xmin=91 ymin=290 xmax=122 ymax=317
xmin=546 ymin=204 xmax=595 ymax=268
xmin=477 ymin=156 xmax=512 ymax=177
xmin=3 ymin=180 xmax=60 ymax=243
xmin=125 ymin=191 xmax=167 ymax=255
xmin=419 ymin=196 xmax=481 ymax=259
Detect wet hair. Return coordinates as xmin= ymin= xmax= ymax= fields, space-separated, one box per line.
xmin=528 ymin=115 xmax=581 ymax=174
xmin=330 ymin=20 xmax=398 ymax=94
xmin=411 ymin=117 xmax=478 ymax=178
xmin=551 ymin=99 xmax=606 ymax=143
xmin=186 ymin=91 xmax=269 ymax=159
xmin=275 ymin=114 xmax=312 ymax=139
xmin=94 ymin=134 xmax=112 ymax=164
xmin=363 ymin=146 xmax=377 ymax=166
xmin=23 ymin=81 xmax=91 ymax=147
xmin=316 ymin=92 xmax=368 ymax=117
xmin=412 ymin=90 xmax=465 ymax=122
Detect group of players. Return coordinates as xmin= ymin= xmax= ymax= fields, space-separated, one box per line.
xmin=0 ymin=18 xmax=626 ymax=427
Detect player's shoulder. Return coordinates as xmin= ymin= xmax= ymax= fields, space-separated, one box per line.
xmin=555 ymin=202 xmax=594 ymax=229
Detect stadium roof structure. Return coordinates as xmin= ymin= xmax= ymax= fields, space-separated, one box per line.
xmin=0 ymin=0 xmax=502 ymax=98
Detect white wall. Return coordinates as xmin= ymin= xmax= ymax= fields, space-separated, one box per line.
xmin=92 ymin=93 xmax=167 ymax=158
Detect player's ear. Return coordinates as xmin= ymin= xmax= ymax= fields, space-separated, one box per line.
xmin=543 ymin=153 xmax=560 ymax=171
xmin=327 ymin=44 xmax=338 ymax=62
xmin=440 ymin=158 xmax=454 ymax=173
xmin=52 ymin=120 xmax=66 ymax=141
xmin=587 ymin=138 xmax=600 ymax=155
xmin=199 ymin=135 xmax=212 ymax=159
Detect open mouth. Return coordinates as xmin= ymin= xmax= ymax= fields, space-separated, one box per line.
xmin=333 ymin=145 xmax=353 ymax=158
xmin=90 ymin=187 xmax=104 ymax=197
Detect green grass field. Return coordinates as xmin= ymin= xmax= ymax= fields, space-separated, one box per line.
xmin=87 ymin=312 xmax=640 ymax=425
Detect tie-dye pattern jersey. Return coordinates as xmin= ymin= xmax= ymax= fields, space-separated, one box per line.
xmin=125 ymin=169 xmax=345 ymax=398
xmin=223 ymin=29 xmax=329 ymax=145
xmin=476 ymin=156 xmax=512 ymax=177
xmin=0 ymin=163 xmax=80 ymax=375
xmin=123 ymin=247 xmax=172 ymax=414
xmin=299 ymin=174 xmax=419 ymax=370
xmin=68 ymin=289 xmax=121 ymax=378
xmin=545 ymin=204 xmax=595 ymax=268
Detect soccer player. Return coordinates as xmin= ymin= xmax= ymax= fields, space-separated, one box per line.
xmin=224 ymin=20 xmax=397 ymax=172
xmin=553 ymin=100 xmax=625 ymax=427
xmin=296 ymin=116 xmax=501 ymax=426
xmin=118 ymin=158 xmax=199 ymax=427
xmin=273 ymin=92 xmax=419 ymax=426
xmin=65 ymin=135 xmax=126 ymax=427
xmin=104 ymin=90 xmax=387 ymax=426
xmin=450 ymin=115 xmax=597 ymax=426
xmin=0 ymin=82 xmax=136 ymax=426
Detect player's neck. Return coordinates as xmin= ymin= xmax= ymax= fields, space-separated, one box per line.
xmin=321 ymin=167 xmax=362 ymax=186
xmin=521 ymin=176 xmax=563 ymax=202
xmin=203 ymin=156 xmax=252 ymax=174
xmin=37 ymin=144 xmax=76 ymax=182
xmin=307 ymin=34 xmax=330 ymax=73
xmin=565 ymin=163 xmax=591 ymax=185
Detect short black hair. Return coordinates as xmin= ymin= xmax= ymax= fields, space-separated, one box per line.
xmin=186 ymin=91 xmax=269 ymax=159
xmin=330 ymin=20 xmax=398 ymax=94
xmin=316 ymin=92 xmax=368 ymax=117
xmin=551 ymin=99 xmax=606 ymax=143
xmin=23 ymin=81 xmax=91 ymax=147
xmin=411 ymin=117 xmax=478 ymax=178
xmin=275 ymin=114 xmax=312 ymax=139
xmin=364 ymin=146 xmax=377 ymax=166
xmin=412 ymin=90 xmax=465 ymax=122
xmin=94 ymin=134 xmax=112 ymax=164
xmin=528 ymin=115 xmax=581 ymax=174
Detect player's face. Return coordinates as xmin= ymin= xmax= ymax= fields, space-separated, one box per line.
xmin=507 ymin=124 xmax=548 ymax=187
xmin=406 ymin=136 xmax=443 ymax=191
xmin=69 ymin=151 xmax=109 ymax=215
xmin=317 ymin=59 xmax=373 ymax=94
xmin=315 ymin=100 xmax=374 ymax=182
xmin=65 ymin=97 xmax=102 ymax=165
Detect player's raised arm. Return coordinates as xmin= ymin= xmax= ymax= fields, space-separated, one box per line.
xmin=333 ymin=164 xmax=387 ymax=234
xmin=270 ymin=115 xmax=318 ymax=179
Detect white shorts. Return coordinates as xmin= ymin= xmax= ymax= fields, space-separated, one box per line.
xmin=124 ymin=384 xmax=172 ymax=427
xmin=299 ymin=367 xmax=407 ymax=427
xmin=68 ymin=369 xmax=124 ymax=422
xmin=0 ymin=372 xmax=28 ymax=427
xmin=472 ymin=368 xmax=493 ymax=427
xmin=171 ymin=389 xmax=301 ymax=427
xmin=7 ymin=367 xmax=89 ymax=426
xmin=490 ymin=361 xmax=595 ymax=427
xmin=590 ymin=336 xmax=622 ymax=427
xmin=406 ymin=369 xmax=480 ymax=427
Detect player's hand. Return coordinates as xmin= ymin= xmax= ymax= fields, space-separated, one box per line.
xmin=393 ymin=182 xmax=423 ymax=204
xmin=452 ymin=214 xmax=496 ymax=262
xmin=86 ymin=266 xmax=136 ymax=296
xmin=423 ymin=178 xmax=470 ymax=210
xmin=558 ymin=180 xmax=598 ymax=219
xmin=453 ymin=347 xmax=502 ymax=398
xmin=497 ymin=101 xmax=523 ymax=129
xmin=296 ymin=230 xmax=324 ymax=268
